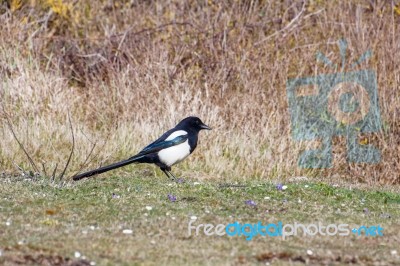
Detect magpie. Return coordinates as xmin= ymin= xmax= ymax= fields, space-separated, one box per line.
xmin=72 ymin=116 xmax=211 ymax=181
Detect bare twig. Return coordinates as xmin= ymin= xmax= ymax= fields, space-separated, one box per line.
xmin=69 ymin=128 xmax=100 ymax=177
xmin=13 ymin=163 xmax=29 ymax=177
xmin=76 ymin=53 xmax=107 ymax=61
xmin=51 ymin=163 xmax=58 ymax=182
xmin=72 ymin=129 xmax=111 ymax=177
xmin=41 ymin=162 xmax=48 ymax=178
xmin=113 ymin=29 xmax=129 ymax=65
xmin=3 ymin=110 xmax=40 ymax=174
xmin=58 ymin=112 xmax=75 ymax=181
xmin=254 ymin=2 xmax=306 ymax=46
xmin=81 ymin=142 xmax=97 ymax=170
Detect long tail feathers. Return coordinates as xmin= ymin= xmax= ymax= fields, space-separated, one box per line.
xmin=72 ymin=155 xmax=144 ymax=181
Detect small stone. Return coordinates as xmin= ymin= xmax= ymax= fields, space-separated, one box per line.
xmin=122 ymin=229 xmax=133 ymax=234
xmin=74 ymin=251 xmax=81 ymax=258
xmin=145 ymin=206 xmax=153 ymax=211
xmin=264 ymin=196 xmax=270 ymax=200
xmin=391 ymin=250 xmax=397 ymax=255
xmin=190 ymin=216 xmax=197 ymax=220
xmin=306 ymin=250 xmax=313 ymax=256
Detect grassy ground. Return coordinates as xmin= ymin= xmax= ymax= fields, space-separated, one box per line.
xmin=1 ymin=0 xmax=400 ymax=183
xmin=1 ymin=174 xmax=399 ymax=265
xmin=1 ymin=1 xmax=400 ymax=265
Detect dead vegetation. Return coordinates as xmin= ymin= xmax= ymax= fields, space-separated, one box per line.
xmin=0 ymin=0 xmax=399 ymax=183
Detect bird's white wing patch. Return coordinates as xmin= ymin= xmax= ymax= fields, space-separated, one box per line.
xmin=165 ymin=130 xmax=188 ymax=141
xmin=158 ymin=139 xmax=191 ymax=167
xmin=158 ymin=130 xmax=190 ymax=167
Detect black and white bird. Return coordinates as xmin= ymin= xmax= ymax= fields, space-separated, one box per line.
xmin=72 ymin=116 xmax=211 ymax=181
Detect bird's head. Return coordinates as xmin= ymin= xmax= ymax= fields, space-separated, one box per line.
xmin=178 ymin=116 xmax=212 ymax=132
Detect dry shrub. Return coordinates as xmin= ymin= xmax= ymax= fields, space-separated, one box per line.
xmin=0 ymin=0 xmax=399 ymax=183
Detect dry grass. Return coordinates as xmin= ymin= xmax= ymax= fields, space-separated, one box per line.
xmin=0 ymin=0 xmax=399 ymax=183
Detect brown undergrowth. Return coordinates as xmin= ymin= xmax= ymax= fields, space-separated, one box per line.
xmin=0 ymin=0 xmax=399 ymax=183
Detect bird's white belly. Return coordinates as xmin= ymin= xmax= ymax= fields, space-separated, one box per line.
xmin=158 ymin=140 xmax=191 ymax=166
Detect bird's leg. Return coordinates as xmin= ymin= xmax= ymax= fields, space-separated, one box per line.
xmin=165 ymin=166 xmax=180 ymax=181
xmin=166 ymin=170 xmax=178 ymax=180
xmin=161 ymin=168 xmax=175 ymax=181
xmin=160 ymin=166 xmax=182 ymax=182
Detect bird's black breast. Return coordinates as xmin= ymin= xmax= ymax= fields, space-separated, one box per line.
xmin=187 ymin=131 xmax=198 ymax=153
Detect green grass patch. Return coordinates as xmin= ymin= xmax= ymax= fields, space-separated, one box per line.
xmin=0 ymin=176 xmax=399 ymax=265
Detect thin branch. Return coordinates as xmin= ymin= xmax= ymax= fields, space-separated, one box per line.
xmin=3 ymin=111 xmax=40 ymax=174
xmin=41 ymin=162 xmax=48 ymax=178
xmin=254 ymin=2 xmax=306 ymax=46
xmin=113 ymin=29 xmax=129 ymax=65
xmin=81 ymin=142 xmax=97 ymax=170
xmin=73 ymin=129 xmax=111 ymax=175
xmin=58 ymin=112 xmax=75 ymax=181
xmin=51 ymin=163 xmax=58 ymax=182
xmin=13 ymin=163 xmax=29 ymax=177
xmin=70 ymin=128 xmax=99 ymax=177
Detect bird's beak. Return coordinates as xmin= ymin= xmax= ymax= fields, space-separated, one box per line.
xmin=200 ymin=123 xmax=212 ymax=130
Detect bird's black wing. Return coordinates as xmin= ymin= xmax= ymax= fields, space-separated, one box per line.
xmin=139 ymin=127 xmax=177 ymax=149
xmin=132 ymin=134 xmax=188 ymax=158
